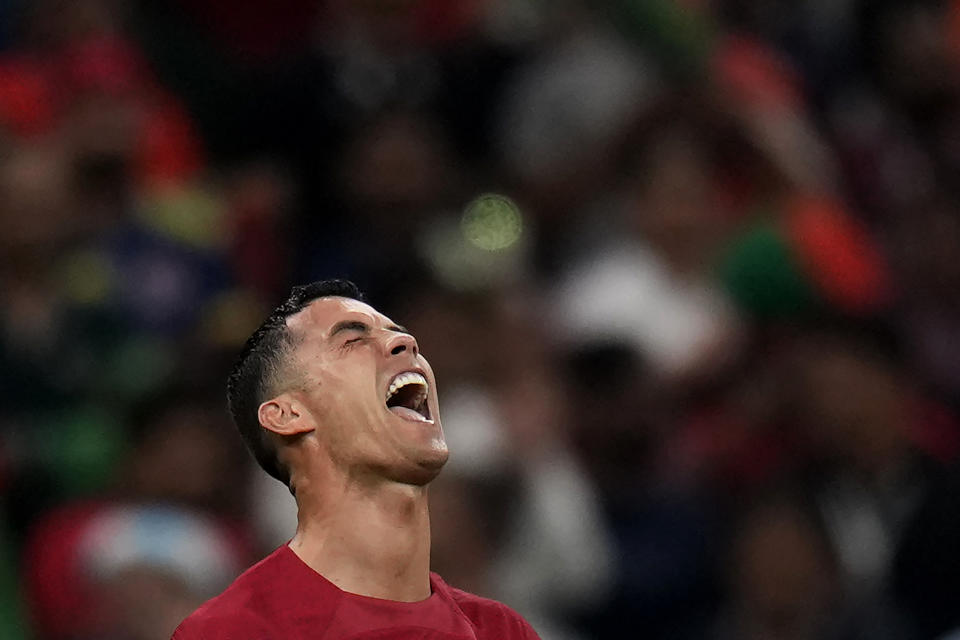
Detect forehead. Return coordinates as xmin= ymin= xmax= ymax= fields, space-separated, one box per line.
xmin=286 ymin=296 xmax=395 ymax=337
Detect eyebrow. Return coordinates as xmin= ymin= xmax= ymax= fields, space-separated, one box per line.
xmin=329 ymin=320 xmax=409 ymax=337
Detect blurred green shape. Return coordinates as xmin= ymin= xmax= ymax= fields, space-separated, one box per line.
xmin=419 ymin=212 xmax=528 ymax=292
xmin=100 ymin=336 xmax=176 ymax=400
xmin=41 ymin=406 xmax=126 ymax=496
xmin=462 ymin=194 xmax=523 ymax=252
xmin=610 ymin=0 xmax=716 ymax=79
xmin=719 ymin=219 xmax=817 ymax=318
xmin=0 ymin=527 xmax=27 ymax=640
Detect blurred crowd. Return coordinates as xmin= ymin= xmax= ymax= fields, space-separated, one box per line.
xmin=3 ymin=0 xmax=960 ymax=639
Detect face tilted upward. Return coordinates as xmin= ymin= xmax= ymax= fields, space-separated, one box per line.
xmin=283 ymin=297 xmax=448 ymax=485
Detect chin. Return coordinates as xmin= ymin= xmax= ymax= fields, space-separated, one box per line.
xmin=422 ymin=443 xmax=450 ymax=471
xmin=397 ymin=443 xmax=450 ymax=486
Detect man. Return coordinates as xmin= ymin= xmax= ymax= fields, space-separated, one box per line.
xmin=173 ymin=280 xmax=540 ymax=639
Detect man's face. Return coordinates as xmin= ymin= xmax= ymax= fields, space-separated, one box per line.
xmin=283 ymin=296 xmax=448 ymax=485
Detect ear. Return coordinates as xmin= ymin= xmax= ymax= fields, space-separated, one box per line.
xmin=258 ymin=395 xmax=315 ymax=437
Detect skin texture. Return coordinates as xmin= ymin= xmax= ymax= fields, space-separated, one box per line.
xmin=257 ymin=297 xmax=448 ymax=602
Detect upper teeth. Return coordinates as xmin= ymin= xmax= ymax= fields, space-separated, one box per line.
xmin=386 ymin=372 xmax=428 ymax=402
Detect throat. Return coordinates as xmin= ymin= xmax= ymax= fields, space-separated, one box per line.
xmin=290 ymin=480 xmax=433 ymax=601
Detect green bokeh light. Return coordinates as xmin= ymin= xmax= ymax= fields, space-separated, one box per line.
xmin=461 ymin=194 xmax=523 ymax=251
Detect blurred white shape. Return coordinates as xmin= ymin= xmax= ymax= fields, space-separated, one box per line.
xmin=818 ymin=477 xmax=895 ymax=599
xmin=491 ymin=449 xmax=615 ymax=638
xmin=79 ymin=504 xmax=240 ymax=598
xmin=498 ymin=31 xmax=659 ymax=183
xmin=249 ymin=460 xmax=299 ymax=549
xmin=438 ymin=384 xmax=510 ymax=477
xmin=481 ymin=0 xmax=550 ymax=45
xmin=554 ymin=241 xmax=739 ymax=379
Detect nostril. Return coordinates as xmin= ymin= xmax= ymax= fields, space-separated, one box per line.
xmin=391 ymin=344 xmax=406 ymax=355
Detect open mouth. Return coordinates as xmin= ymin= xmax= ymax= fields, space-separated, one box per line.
xmin=385 ymin=371 xmax=432 ymax=423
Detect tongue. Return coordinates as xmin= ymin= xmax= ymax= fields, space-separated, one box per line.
xmin=389 ymin=406 xmax=427 ymax=421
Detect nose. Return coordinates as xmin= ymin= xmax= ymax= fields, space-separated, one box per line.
xmin=385 ymin=331 xmax=419 ymax=358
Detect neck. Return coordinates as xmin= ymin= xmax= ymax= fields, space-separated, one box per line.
xmin=288 ymin=470 xmax=433 ymax=602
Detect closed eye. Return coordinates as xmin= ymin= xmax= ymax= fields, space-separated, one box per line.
xmin=331 ymin=320 xmax=372 ymax=347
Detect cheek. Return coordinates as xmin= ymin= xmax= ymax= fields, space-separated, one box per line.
xmin=309 ymin=364 xmax=381 ymax=424
xmin=419 ymin=355 xmax=437 ymax=386
xmin=419 ymin=358 xmax=442 ymax=420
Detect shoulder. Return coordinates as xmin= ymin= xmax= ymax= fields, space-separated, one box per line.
xmin=173 ymin=607 xmax=273 ymax=640
xmin=434 ymin=576 xmax=541 ymax=640
xmin=172 ymin=579 xmax=275 ymax=640
xmin=171 ymin=548 xmax=290 ymax=640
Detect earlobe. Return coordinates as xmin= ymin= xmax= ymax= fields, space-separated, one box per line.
xmin=258 ymin=396 xmax=314 ymax=436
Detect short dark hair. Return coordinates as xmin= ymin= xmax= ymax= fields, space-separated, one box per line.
xmin=227 ymin=279 xmax=365 ymax=487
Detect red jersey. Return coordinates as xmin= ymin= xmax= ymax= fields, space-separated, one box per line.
xmin=172 ymin=545 xmax=541 ymax=640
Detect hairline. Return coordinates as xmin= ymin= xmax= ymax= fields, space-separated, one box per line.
xmin=266 ymin=294 xmax=377 ymax=399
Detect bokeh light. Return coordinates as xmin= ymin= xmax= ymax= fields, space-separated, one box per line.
xmin=461 ymin=194 xmax=523 ymax=252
